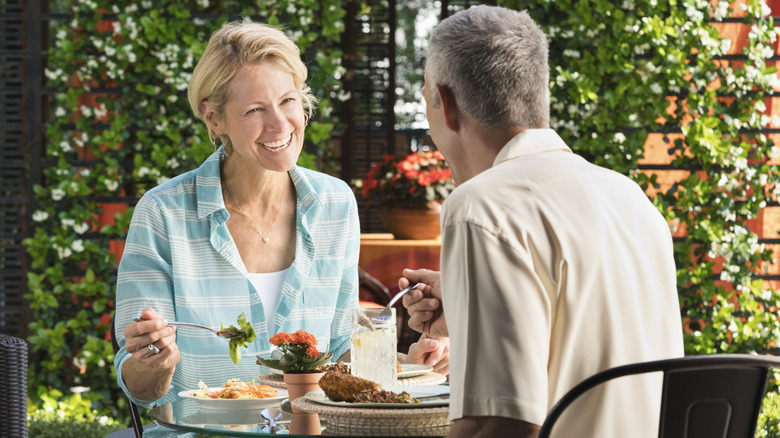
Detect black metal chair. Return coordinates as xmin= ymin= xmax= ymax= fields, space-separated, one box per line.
xmin=110 ymin=316 xmax=146 ymax=438
xmin=0 ymin=334 xmax=28 ymax=437
xmin=538 ymin=354 xmax=780 ymax=438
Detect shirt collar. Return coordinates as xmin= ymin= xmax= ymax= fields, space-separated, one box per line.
xmin=194 ymin=148 xmax=322 ymax=220
xmin=493 ymin=128 xmax=572 ymax=167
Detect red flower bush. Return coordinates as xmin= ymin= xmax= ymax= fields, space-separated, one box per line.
xmin=357 ymin=150 xmax=455 ymax=208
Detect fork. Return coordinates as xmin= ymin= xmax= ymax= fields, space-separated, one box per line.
xmin=375 ymin=283 xmax=421 ymax=321
xmin=131 ymin=316 xmax=241 ymax=339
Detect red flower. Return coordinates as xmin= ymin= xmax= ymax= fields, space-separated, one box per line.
xmin=417 ymin=173 xmax=432 ymax=186
xmin=270 ymin=332 xmax=294 ymax=347
xmin=355 ymin=149 xmax=454 ymax=208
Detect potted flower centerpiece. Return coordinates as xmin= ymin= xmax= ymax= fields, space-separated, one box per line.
xmin=256 ymin=330 xmax=332 ymax=411
xmin=356 ymin=149 xmax=455 ymax=240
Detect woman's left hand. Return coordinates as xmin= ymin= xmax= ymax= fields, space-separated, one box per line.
xmin=405 ymin=334 xmax=449 ymax=376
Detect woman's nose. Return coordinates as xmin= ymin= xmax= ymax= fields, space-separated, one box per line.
xmin=263 ymin=106 xmax=288 ymax=132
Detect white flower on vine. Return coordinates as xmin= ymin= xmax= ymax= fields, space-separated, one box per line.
xmin=72 ymin=239 xmax=85 ymax=253
xmin=74 ymin=222 xmax=89 ymax=234
xmin=57 ymin=246 xmax=73 ymax=260
xmin=94 ymin=104 xmax=107 ymax=120
xmin=289 ymin=30 xmax=303 ymax=42
xmin=337 ymin=91 xmax=352 ymax=102
xmin=51 ymin=188 xmax=65 ymax=201
xmin=714 ymin=1 xmax=730 ymax=20
xmin=650 ymin=83 xmax=662 ymax=94
xmin=167 ymin=158 xmax=180 ymax=169
xmin=563 ymin=49 xmax=581 ymax=59
xmin=760 ymin=1 xmax=771 ymax=17
xmin=32 ymin=211 xmax=49 ymax=222
xmin=104 ymin=179 xmax=119 ymax=192
xmin=59 ymin=140 xmax=73 ymax=153
xmin=61 ymin=218 xmax=75 ymax=229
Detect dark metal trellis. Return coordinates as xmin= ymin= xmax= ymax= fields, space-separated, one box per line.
xmin=0 ymin=0 xmax=46 ymax=339
xmin=343 ymin=0 xmax=398 ymax=233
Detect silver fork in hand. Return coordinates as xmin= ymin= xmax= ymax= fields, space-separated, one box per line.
xmin=375 ymin=283 xmax=422 ymax=321
xmin=131 ymin=316 xmax=241 ymax=339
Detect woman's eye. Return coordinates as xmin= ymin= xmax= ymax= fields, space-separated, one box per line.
xmin=245 ymin=108 xmax=262 ymax=115
xmin=282 ymin=97 xmax=295 ymax=104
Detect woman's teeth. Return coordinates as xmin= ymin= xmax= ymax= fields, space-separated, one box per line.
xmin=262 ymin=134 xmax=292 ymax=151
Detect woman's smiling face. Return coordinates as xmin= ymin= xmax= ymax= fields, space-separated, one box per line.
xmin=220 ymin=61 xmax=305 ymax=172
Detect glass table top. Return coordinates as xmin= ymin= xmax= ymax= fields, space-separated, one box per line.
xmin=148 ymin=398 xmax=450 ymax=437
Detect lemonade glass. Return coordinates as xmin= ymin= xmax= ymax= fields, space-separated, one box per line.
xmin=350 ymin=307 xmax=397 ymax=387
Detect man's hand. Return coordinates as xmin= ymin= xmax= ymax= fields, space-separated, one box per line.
xmin=400 ymin=268 xmax=448 ymax=338
xmin=404 ymin=335 xmax=450 ymax=375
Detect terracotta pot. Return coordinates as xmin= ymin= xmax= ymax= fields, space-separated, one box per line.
xmin=378 ymin=201 xmax=442 ymax=240
xmin=283 ymin=372 xmax=324 ymax=414
xmin=289 ymin=412 xmax=322 ymax=435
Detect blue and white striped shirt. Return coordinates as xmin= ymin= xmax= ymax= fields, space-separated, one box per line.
xmin=113 ymin=150 xmax=360 ymax=413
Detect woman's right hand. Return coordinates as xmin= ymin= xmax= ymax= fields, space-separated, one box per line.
xmin=123 ymin=307 xmax=179 ymax=370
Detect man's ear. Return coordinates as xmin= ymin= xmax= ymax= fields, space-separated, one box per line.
xmin=435 ymin=83 xmax=459 ymax=132
xmin=200 ymin=100 xmax=220 ymax=134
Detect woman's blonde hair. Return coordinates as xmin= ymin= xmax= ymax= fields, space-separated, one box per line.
xmin=188 ymin=21 xmax=316 ymax=154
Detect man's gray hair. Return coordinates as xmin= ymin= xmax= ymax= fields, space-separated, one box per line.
xmin=426 ymin=5 xmax=550 ymax=128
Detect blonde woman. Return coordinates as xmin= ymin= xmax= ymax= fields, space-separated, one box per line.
xmin=113 ymin=22 xmax=447 ymax=436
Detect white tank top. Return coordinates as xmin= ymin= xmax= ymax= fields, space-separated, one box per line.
xmin=246 ymin=268 xmax=289 ymax=329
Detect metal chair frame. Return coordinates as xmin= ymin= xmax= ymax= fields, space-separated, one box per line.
xmin=538 ymin=354 xmax=780 ymax=438
xmin=110 ymin=316 xmax=145 ymax=438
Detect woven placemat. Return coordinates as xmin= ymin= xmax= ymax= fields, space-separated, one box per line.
xmin=257 ymin=371 xmax=446 ymax=389
xmin=292 ymin=397 xmax=451 ymax=435
xmin=256 ymin=373 xmax=287 ymax=388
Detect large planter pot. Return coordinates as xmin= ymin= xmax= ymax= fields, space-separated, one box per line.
xmin=378 ymin=201 xmax=442 ymax=240
xmin=283 ymin=372 xmax=324 ymax=414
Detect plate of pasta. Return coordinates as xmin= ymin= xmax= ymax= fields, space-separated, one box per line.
xmin=178 ymin=378 xmax=288 ymax=410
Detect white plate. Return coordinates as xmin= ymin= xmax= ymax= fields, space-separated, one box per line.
xmin=304 ymin=384 xmax=449 ymax=408
xmin=270 ymin=363 xmax=433 ymax=379
xmin=178 ymin=388 xmax=288 ymax=411
xmin=398 ymin=363 xmax=433 ymax=378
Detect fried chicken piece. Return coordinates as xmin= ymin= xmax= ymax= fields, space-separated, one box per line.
xmin=319 ymin=371 xmax=380 ymax=402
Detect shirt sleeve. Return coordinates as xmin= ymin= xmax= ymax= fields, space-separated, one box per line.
xmin=113 ymin=194 xmax=178 ymax=409
xmin=442 ymin=221 xmax=552 ymax=426
xmin=328 ymin=193 xmax=361 ymax=359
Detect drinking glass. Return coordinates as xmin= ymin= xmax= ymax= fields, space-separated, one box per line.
xmin=351 ymin=307 xmax=397 ymax=387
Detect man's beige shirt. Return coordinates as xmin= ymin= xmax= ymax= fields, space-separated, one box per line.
xmin=441 ymin=129 xmax=683 ymax=437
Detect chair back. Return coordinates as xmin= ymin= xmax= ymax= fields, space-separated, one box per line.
xmin=110 ymin=316 xmax=145 ymax=438
xmin=0 ymin=335 xmax=28 ymax=437
xmin=538 ymin=354 xmax=780 ymax=438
